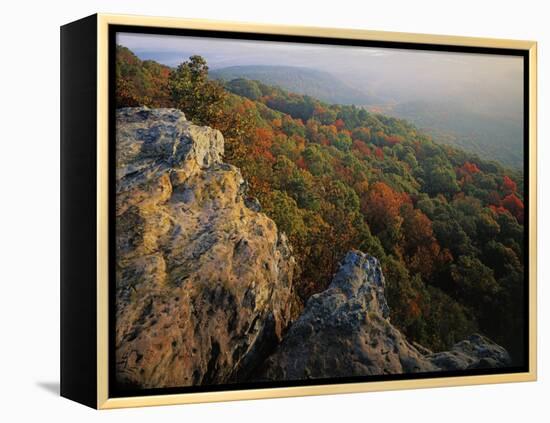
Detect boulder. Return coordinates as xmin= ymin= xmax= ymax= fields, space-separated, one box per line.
xmin=115 ymin=107 xmax=299 ymax=388
xmin=426 ymin=334 xmax=511 ymax=370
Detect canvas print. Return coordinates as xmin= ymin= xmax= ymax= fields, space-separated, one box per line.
xmin=113 ymin=31 xmax=527 ymax=393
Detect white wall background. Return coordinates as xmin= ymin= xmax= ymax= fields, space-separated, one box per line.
xmin=0 ymin=0 xmax=546 ymax=420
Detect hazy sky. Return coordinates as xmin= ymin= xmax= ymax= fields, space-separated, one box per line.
xmin=117 ymin=32 xmax=402 ymax=68
xmin=117 ymin=32 xmax=523 ymax=117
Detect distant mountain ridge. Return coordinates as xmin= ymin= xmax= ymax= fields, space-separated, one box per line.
xmin=210 ymin=65 xmax=380 ymax=105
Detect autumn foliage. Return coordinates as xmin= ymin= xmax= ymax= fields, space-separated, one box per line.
xmin=502 ymin=175 xmax=518 ymax=193
xmin=363 ymin=182 xmax=410 ymax=234
xmin=116 ymin=48 xmax=526 ymax=363
xmin=502 ymin=193 xmax=524 ymax=223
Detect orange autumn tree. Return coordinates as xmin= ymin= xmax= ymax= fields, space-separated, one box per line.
xmin=456 ymin=161 xmax=481 ymax=185
xmin=400 ymin=203 xmax=446 ymax=279
xmin=363 ymin=182 xmax=410 ymax=237
xmin=251 ymin=127 xmax=275 ymax=163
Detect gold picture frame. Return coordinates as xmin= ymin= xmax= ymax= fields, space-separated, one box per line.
xmin=61 ymin=13 xmax=537 ymax=409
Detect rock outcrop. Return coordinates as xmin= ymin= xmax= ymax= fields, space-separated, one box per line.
xmin=115 ymin=107 xmax=511 ymax=390
xmin=256 ymin=251 xmax=511 ymax=381
xmin=426 ymin=334 xmax=512 ymax=371
xmin=115 ymin=107 xmax=298 ymax=388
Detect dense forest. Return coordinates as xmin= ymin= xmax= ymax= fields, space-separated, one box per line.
xmin=116 ymin=45 xmax=526 ymax=364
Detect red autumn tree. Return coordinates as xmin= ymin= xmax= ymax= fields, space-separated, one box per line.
xmin=352 ymin=139 xmax=372 ymax=158
xmin=489 ymin=204 xmax=508 ymax=215
xmin=335 ymin=118 xmax=346 ymax=131
xmin=295 ymin=156 xmax=307 ymax=170
xmin=502 ymin=175 xmax=517 ymax=193
xmin=456 ymin=161 xmax=481 ymax=185
xmin=502 ymin=193 xmax=524 ymax=223
xmin=374 ymin=147 xmax=384 ymax=160
xmin=463 ymin=161 xmax=481 ymax=174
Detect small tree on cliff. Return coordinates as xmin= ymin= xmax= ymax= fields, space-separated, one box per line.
xmin=169 ymin=55 xmax=227 ymax=125
xmin=169 ymin=55 xmax=252 ymax=165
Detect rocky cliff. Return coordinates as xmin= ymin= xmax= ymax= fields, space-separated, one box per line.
xmin=115 ymin=108 xmax=298 ymax=388
xmin=115 ymin=108 xmax=510 ymax=389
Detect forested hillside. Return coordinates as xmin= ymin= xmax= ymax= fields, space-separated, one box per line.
xmin=115 ymin=45 xmax=526 ymax=364
xmin=210 ymin=63 xmax=523 ymax=168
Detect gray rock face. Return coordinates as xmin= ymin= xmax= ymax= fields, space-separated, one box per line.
xmin=257 ymin=251 xmax=511 ymax=381
xmin=256 ymin=251 xmax=436 ymax=379
xmin=426 ymin=334 xmax=511 ymax=370
xmin=115 ymin=107 xmax=299 ymax=389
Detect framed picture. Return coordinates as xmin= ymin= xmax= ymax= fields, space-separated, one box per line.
xmin=60 ymin=14 xmax=537 ymax=409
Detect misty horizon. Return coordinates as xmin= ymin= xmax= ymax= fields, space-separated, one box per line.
xmin=117 ymin=32 xmax=523 ymax=111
